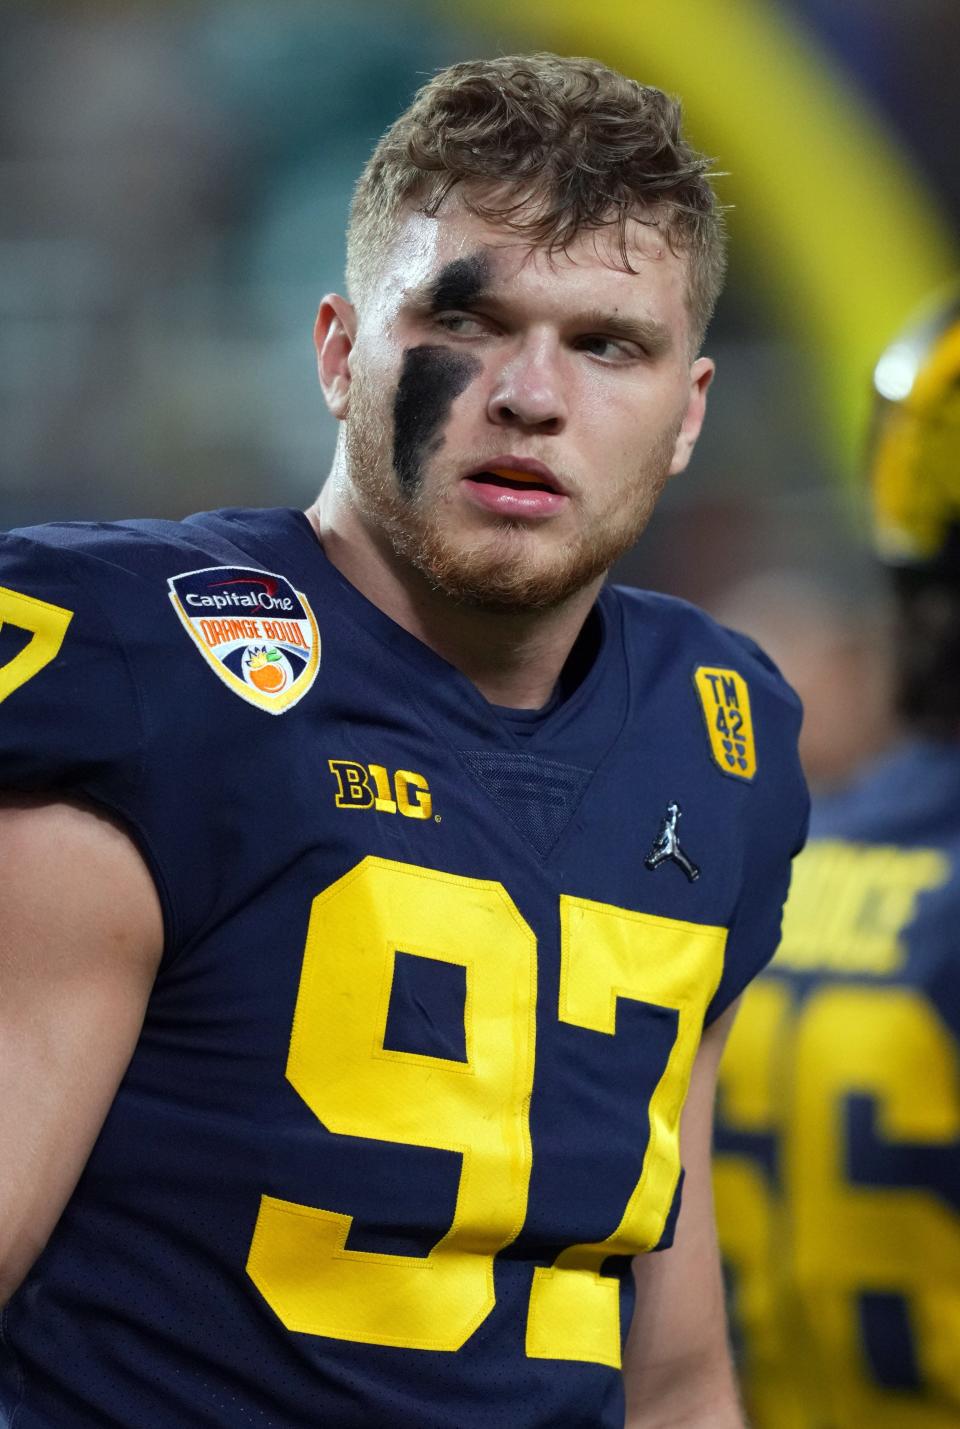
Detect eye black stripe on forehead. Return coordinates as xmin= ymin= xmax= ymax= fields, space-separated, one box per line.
xmin=428 ymin=252 xmax=491 ymax=311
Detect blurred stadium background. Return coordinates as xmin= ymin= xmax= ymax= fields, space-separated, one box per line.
xmin=2 ymin=0 xmax=958 ymax=782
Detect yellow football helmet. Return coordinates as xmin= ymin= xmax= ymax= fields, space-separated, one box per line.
xmin=869 ymin=286 xmax=960 ymax=567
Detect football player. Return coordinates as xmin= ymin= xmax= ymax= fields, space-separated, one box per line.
xmin=714 ymin=288 xmax=960 ymax=1427
xmin=0 ymin=54 xmax=807 ymax=1427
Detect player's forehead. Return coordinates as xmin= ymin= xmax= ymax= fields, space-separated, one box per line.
xmin=370 ymin=193 xmax=692 ymax=335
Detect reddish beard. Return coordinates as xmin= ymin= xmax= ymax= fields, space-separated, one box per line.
xmin=343 ymin=364 xmax=679 ymax=611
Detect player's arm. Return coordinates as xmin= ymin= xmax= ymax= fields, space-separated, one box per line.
xmin=624 ymin=999 xmax=743 ymax=1428
xmin=0 ymin=795 xmax=163 ymax=1305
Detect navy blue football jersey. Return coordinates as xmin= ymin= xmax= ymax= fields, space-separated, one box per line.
xmin=715 ymin=740 xmax=960 ymax=1428
xmin=0 ymin=508 xmax=807 ymax=1428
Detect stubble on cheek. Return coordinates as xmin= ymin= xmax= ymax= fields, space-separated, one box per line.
xmin=392 ymin=345 xmax=482 ymax=494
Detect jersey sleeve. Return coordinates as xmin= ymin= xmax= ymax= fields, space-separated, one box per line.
xmin=0 ymin=533 xmax=144 ymax=792
xmin=705 ymin=791 xmax=809 ymax=1024
xmin=703 ymin=627 xmax=810 ymax=1024
xmin=0 ymin=530 xmax=178 ymax=935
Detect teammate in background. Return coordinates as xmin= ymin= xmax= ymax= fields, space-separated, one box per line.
xmin=710 ymin=567 xmax=895 ymax=794
xmin=0 ymin=54 xmax=807 ymax=1427
xmin=714 ymin=290 xmax=960 ymax=1428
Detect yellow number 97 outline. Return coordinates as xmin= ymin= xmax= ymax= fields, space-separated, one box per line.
xmin=247 ymin=857 xmax=727 ymax=1366
xmin=0 ymin=585 xmax=74 ymax=704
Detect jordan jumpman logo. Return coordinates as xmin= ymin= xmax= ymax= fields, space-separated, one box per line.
xmin=644 ymin=801 xmax=700 ymax=883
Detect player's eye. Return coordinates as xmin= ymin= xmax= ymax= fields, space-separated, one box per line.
xmin=574 ymin=334 xmax=640 ymax=362
xmin=435 ymin=312 xmax=490 ymax=337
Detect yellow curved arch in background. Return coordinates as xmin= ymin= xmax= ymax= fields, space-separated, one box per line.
xmin=432 ymin=0 xmax=957 ymax=478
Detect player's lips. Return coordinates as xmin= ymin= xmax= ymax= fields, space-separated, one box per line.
xmin=464 ymin=457 xmax=566 ymax=493
xmin=460 ymin=457 xmax=569 ymax=518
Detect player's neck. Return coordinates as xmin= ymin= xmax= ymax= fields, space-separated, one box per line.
xmin=306 ymin=490 xmax=602 ymax=711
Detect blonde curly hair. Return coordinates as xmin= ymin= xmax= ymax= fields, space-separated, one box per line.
xmin=347 ymin=52 xmax=727 ymax=347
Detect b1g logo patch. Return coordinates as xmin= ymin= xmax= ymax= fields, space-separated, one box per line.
xmin=168 ymin=565 xmax=320 ymax=714
xmin=694 ymin=666 xmax=757 ymax=780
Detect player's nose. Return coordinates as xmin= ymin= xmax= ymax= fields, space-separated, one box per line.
xmin=486 ymin=334 xmax=567 ymax=434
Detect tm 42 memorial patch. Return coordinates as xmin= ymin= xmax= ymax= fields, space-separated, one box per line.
xmin=693 ymin=666 xmax=757 ymax=780
xmin=168 ymin=566 xmax=320 ymax=714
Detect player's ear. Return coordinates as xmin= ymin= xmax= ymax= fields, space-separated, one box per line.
xmin=668 ymin=356 xmax=715 ymax=477
xmin=315 ymin=295 xmax=357 ymax=420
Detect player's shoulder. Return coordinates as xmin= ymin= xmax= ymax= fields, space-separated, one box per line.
xmin=0 ymin=505 xmax=306 ymax=768
xmin=2 ymin=505 xmax=293 ymax=583
xmin=0 ymin=507 xmax=320 ymax=944
xmin=609 ymin=583 xmax=803 ymax=718
xmin=607 ymin=584 xmax=807 ymax=849
xmin=0 ymin=506 xmax=317 ymax=660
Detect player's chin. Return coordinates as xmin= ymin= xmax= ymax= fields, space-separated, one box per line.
xmin=416 ymin=528 xmax=611 ymax=612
